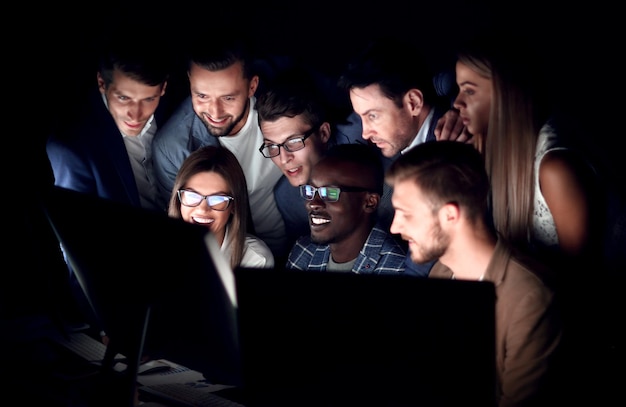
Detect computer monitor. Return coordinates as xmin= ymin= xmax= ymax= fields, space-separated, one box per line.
xmin=41 ymin=186 xmax=242 ymax=405
xmin=231 ymin=267 xmax=496 ymax=407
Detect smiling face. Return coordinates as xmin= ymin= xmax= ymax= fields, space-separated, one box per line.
xmin=188 ymin=61 xmax=258 ymax=137
xmin=306 ymin=159 xmax=373 ymax=247
xmin=259 ymin=115 xmax=330 ymax=187
xmin=98 ymin=69 xmax=166 ymax=137
xmin=349 ymin=84 xmax=417 ymax=158
xmin=389 ymin=179 xmax=449 ymax=264
xmin=180 ymin=171 xmax=232 ymax=245
xmin=453 ymin=61 xmax=492 ymax=140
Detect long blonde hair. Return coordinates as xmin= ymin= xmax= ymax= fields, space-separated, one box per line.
xmin=458 ymin=36 xmax=551 ymax=250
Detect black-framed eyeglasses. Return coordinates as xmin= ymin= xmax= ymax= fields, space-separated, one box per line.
xmin=177 ymin=189 xmax=234 ymax=211
xmin=258 ymin=125 xmax=319 ymax=158
xmin=299 ymin=184 xmax=371 ymax=202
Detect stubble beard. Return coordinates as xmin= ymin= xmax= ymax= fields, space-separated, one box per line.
xmin=410 ymin=223 xmax=449 ymax=264
xmin=201 ymin=99 xmax=249 ymax=138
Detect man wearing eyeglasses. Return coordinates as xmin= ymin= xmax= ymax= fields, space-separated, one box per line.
xmin=257 ymin=65 xmax=426 ymax=275
xmin=285 ymin=143 xmax=406 ymax=273
xmin=255 ymin=66 xmax=336 ymax=251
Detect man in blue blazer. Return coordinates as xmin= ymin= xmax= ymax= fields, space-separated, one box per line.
xmin=45 ymin=32 xmax=171 ymax=337
xmin=46 ymin=33 xmax=171 ymax=212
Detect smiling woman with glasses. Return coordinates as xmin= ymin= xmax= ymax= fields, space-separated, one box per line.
xmin=168 ymin=145 xmax=274 ymax=269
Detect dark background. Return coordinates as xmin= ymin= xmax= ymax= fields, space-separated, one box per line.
xmin=13 ymin=0 xmax=624 ymax=324
xmin=14 ymin=0 xmax=625 ymax=339
xmin=27 ymin=0 xmax=623 ymax=183
xmin=4 ymin=1 xmax=624 ymax=404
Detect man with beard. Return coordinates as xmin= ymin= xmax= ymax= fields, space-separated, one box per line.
xmin=386 ymin=140 xmax=563 ymax=406
xmin=285 ymin=143 xmax=406 ymax=274
xmin=152 ymin=37 xmax=288 ymax=259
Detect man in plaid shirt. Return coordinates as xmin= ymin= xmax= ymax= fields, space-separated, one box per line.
xmin=286 ymin=143 xmax=406 ymax=274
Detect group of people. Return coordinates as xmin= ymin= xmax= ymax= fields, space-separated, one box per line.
xmin=45 ymin=27 xmax=612 ymax=406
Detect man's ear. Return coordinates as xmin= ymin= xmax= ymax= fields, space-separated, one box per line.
xmin=249 ymin=75 xmax=260 ymax=97
xmin=97 ymin=72 xmax=106 ymax=94
xmin=364 ymin=193 xmax=380 ymax=214
xmin=439 ymin=202 xmax=460 ymax=225
xmin=405 ymin=88 xmax=424 ymax=115
xmin=318 ymin=122 xmax=332 ymax=144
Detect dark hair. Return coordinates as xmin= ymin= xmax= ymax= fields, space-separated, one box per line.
xmin=97 ymin=33 xmax=170 ymax=88
xmin=186 ymin=36 xmax=255 ymax=80
xmin=255 ymin=65 xmax=329 ymax=129
xmin=323 ymin=143 xmax=384 ymax=196
xmin=337 ymin=36 xmax=439 ymax=108
xmin=386 ymin=141 xmax=489 ymax=223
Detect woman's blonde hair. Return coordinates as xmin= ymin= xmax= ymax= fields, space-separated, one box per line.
xmin=457 ymin=35 xmax=552 ymax=250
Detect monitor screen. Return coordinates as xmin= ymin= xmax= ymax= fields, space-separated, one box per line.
xmin=42 ymin=186 xmax=242 ymax=388
xmin=232 ymin=267 xmax=496 ymax=407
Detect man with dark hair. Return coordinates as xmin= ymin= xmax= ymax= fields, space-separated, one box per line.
xmin=47 ymin=32 xmax=171 ymax=211
xmin=46 ymin=30 xmax=172 ymax=338
xmin=286 ymin=143 xmax=406 ymax=274
xmin=337 ymin=36 xmax=469 ymax=161
xmin=256 ymin=65 xmax=337 ymax=249
xmin=337 ymin=36 xmax=469 ymax=276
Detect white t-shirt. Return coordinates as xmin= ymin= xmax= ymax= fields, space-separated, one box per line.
xmin=219 ymin=97 xmax=287 ymax=257
xmin=220 ymin=225 xmax=275 ymax=268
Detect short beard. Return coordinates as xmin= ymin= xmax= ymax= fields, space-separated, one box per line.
xmin=202 ymin=99 xmax=249 ymax=137
xmin=411 ymin=221 xmax=448 ymax=264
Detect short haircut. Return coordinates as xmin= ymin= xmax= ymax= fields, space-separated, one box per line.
xmin=255 ymin=65 xmax=329 ymax=129
xmin=186 ymin=36 xmax=255 ymax=80
xmin=337 ymin=36 xmax=438 ymax=108
xmin=321 ymin=143 xmax=384 ymax=196
xmin=97 ymin=33 xmax=170 ymax=88
xmin=386 ymin=141 xmax=489 ymax=222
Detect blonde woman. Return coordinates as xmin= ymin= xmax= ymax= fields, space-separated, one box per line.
xmin=452 ymin=34 xmax=599 ymax=269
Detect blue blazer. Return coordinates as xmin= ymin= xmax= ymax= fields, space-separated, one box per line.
xmin=46 ymin=87 xmax=167 ymax=209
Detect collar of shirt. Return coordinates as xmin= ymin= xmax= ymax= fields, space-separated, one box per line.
xmin=401 ymin=108 xmax=435 ymax=155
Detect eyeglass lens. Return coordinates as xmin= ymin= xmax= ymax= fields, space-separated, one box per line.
xmin=300 ymin=185 xmax=341 ymax=202
xmin=261 ymin=137 xmax=306 ymax=157
xmin=179 ymin=190 xmax=233 ymax=210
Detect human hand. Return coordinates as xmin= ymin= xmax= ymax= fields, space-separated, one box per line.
xmin=434 ymin=108 xmax=473 ymax=143
xmin=100 ymin=331 xmax=110 ymax=346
